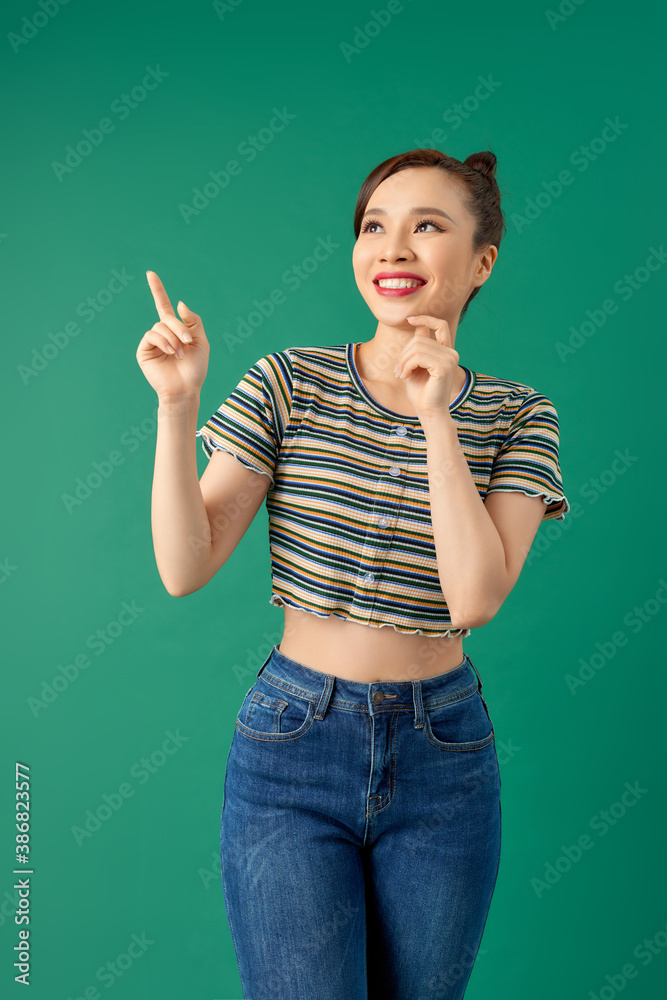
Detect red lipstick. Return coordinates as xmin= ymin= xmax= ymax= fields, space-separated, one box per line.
xmin=373 ymin=271 xmax=428 ymax=298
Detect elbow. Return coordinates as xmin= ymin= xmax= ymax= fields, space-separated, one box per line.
xmin=156 ymin=559 xmax=215 ymax=598
xmin=161 ymin=577 xmax=202 ymax=598
xmin=446 ymin=594 xmax=504 ymax=630
xmin=448 ymin=608 xmax=494 ymax=630
xmin=444 ymin=562 xmax=511 ymax=629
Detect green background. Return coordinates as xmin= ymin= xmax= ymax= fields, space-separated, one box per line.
xmin=2 ymin=0 xmax=666 ymax=997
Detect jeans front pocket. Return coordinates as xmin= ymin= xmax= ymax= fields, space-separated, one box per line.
xmin=236 ymin=680 xmax=315 ymax=742
xmin=424 ymin=686 xmax=495 ymax=751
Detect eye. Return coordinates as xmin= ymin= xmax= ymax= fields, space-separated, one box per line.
xmin=415 ymin=218 xmax=445 ymax=233
xmin=360 ymin=217 xmax=445 ymax=234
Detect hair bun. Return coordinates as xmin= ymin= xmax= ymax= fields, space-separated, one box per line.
xmin=464 ymin=151 xmax=498 ymax=181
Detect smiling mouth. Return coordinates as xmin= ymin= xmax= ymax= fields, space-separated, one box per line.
xmin=373 ymin=278 xmax=427 ymax=298
xmin=373 ymin=278 xmax=427 ymax=289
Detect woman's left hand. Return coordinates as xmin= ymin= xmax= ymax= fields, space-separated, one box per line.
xmin=395 ymin=314 xmax=460 ymax=419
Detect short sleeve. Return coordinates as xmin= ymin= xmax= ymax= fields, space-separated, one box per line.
xmin=196 ymin=350 xmax=293 ymax=484
xmin=485 ymin=391 xmax=570 ymax=521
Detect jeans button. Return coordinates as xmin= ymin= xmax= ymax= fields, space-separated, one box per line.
xmin=373 ymin=691 xmax=385 ymax=704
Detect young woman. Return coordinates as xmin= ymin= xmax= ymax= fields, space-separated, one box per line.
xmin=137 ymin=148 xmax=569 ymax=1000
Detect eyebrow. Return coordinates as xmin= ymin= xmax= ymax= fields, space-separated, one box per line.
xmin=361 ymin=206 xmax=457 ymax=224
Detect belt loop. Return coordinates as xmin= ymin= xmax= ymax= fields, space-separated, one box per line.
xmin=468 ymin=655 xmax=491 ymax=714
xmin=411 ymin=678 xmax=425 ymax=730
xmin=468 ymin=655 xmax=483 ymax=694
xmin=256 ymin=645 xmax=276 ymax=678
xmin=314 ymin=675 xmax=335 ymax=721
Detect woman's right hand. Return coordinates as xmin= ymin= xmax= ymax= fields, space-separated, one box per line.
xmin=136 ymin=271 xmax=210 ymax=400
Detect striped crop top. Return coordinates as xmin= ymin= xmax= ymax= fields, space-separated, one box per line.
xmin=196 ymin=342 xmax=570 ymax=637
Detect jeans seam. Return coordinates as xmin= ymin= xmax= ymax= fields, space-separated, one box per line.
xmin=424 ymin=727 xmax=496 ymax=752
xmin=260 ymin=670 xmax=479 ymax=713
xmin=235 ymin=705 xmax=316 ymax=742
xmin=221 ymin=740 xmax=246 ymax=999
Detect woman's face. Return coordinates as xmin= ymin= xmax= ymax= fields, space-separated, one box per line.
xmin=352 ymin=166 xmax=496 ymax=331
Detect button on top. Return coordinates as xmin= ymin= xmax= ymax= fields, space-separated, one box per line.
xmin=377 ymin=516 xmax=390 ymax=527
xmin=373 ymin=691 xmax=385 ymax=704
xmin=394 ymin=425 xmax=408 ymax=437
xmin=388 ymin=465 xmax=401 ymax=477
xmin=362 ymin=572 xmax=374 ymax=583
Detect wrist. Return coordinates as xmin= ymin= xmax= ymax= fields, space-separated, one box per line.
xmin=158 ymin=392 xmax=201 ymax=417
xmin=420 ymin=410 xmax=458 ymax=439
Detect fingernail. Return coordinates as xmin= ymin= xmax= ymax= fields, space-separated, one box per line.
xmin=176 ymin=347 xmax=184 ymax=358
xmin=182 ymin=333 xmax=192 ymax=343
xmin=394 ymin=365 xmax=399 ymax=377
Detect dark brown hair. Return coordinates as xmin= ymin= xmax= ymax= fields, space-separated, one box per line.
xmin=353 ymin=148 xmax=506 ymax=322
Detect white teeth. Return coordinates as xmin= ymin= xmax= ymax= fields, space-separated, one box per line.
xmin=376 ymin=278 xmax=424 ymax=289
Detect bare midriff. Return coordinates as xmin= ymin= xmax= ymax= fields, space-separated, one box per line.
xmin=274 ymin=343 xmax=470 ymax=683
xmin=277 ymin=603 xmax=467 ymax=683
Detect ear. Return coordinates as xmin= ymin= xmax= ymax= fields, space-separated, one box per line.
xmin=472 ymin=244 xmax=498 ymax=288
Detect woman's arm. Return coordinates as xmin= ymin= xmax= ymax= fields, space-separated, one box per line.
xmin=151 ymin=393 xmax=212 ymax=596
xmin=151 ymin=394 xmax=273 ymax=597
xmin=422 ymin=413 xmax=545 ymax=628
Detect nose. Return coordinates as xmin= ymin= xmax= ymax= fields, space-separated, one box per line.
xmin=379 ymin=247 xmax=415 ymax=264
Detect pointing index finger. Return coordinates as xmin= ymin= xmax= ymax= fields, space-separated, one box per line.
xmin=146 ymin=270 xmax=176 ymax=320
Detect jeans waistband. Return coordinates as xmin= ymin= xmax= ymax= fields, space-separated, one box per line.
xmin=255 ymin=644 xmax=488 ymax=727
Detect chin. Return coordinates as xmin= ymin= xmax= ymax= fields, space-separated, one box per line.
xmin=363 ymin=297 xmax=415 ymax=320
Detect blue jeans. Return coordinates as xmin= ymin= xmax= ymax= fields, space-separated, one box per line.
xmin=220 ymin=644 xmax=502 ymax=1000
